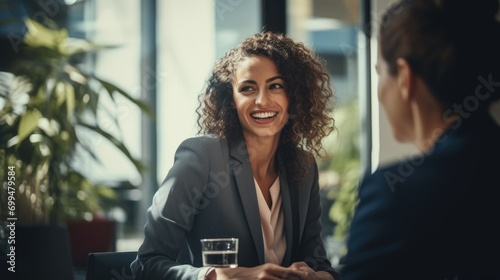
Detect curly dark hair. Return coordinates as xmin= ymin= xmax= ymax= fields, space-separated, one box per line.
xmin=196 ymin=31 xmax=335 ymax=181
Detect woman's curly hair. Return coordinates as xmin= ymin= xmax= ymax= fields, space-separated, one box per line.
xmin=197 ymin=31 xmax=335 ymax=181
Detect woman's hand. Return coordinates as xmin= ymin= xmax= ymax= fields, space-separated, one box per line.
xmin=213 ymin=263 xmax=305 ymax=280
xmin=211 ymin=262 xmax=334 ymax=280
xmin=288 ymin=262 xmax=335 ymax=280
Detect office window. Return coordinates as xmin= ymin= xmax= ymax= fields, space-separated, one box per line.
xmin=79 ymin=0 xmax=142 ymax=185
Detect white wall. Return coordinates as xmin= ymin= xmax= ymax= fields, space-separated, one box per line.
xmin=156 ymin=0 xmax=217 ymax=184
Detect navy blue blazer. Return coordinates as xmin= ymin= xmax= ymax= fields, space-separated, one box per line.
xmin=131 ymin=135 xmax=337 ymax=279
xmin=339 ymin=112 xmax=500 ymax=280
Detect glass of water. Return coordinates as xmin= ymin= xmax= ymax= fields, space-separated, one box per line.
xmin=200 ymin=238 xmax=238 ymax=268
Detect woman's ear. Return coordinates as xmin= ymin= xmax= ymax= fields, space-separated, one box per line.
xmin=395 ymin=57 xmax=415 ymax=101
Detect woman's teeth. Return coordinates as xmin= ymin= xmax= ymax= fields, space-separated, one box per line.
xmin=251 ymin=112 xmax=277 ymax=119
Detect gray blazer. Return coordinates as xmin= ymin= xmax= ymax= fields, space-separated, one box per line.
xmin=131 ymin=135 xmax=337 ymax=279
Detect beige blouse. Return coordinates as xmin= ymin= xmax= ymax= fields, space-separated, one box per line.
xmin=254 ymin=176 xmax=286 ymax=265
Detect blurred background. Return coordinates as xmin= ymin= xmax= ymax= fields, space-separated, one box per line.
xmin=1 ymin=0 xmax=440 ymax=272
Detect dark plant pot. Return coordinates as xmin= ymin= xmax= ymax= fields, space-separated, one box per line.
xmin=66 ymin=217 xmax=117 ymax=267
xmin=0 ymin=223 xmax=75 ymax=280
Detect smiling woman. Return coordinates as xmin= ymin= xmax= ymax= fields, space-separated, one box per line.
xmin=233 ymin=56 xmax=289 ymax=142
xmin=131 ymin=31 xmax=339 ymax=280
xmin=232 ymin=55 xmax=290 ymax=211
xmin=198 ymin=32 xmax=335 ymax=185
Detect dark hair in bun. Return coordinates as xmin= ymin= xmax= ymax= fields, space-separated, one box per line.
xmin=379 ymin=0 xmax=500 ymax=110
xmin=435 ymin=0 xmax=499 ymax=22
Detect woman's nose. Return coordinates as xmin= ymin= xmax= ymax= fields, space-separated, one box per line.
xmin=255 ymin=89 xmax=269 ymax=106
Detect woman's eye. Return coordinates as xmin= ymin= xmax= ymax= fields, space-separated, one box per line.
xmin=239 ymin=86 xmax=254 ymax=92
xmin=269 ymin=83 xmax=284 ymax=90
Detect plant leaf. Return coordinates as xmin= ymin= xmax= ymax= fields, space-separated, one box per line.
xmin=66 ymin=82 xmax=75 ymax=120
xmin=96 ymin=78 xmax=155 ymax=118
xmin=55 ymin=82 xmax=66 ymax=106
xmin=23 ymin=18 xmax=68 ymax=50
xmin=64 ymin=64 xmax=87 ymax=85
xmin=79 ymin=122 xmax=144 ymax=174
xmin=83 ymin=85 xmax=99 ymax=117
xmin=18 ymin=108 xmax=42 ymax=143
xmin=76 ymin=137 xmax=102 ymax=164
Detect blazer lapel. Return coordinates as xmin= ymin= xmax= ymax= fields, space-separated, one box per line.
xmin=278 ymin=166 xmax=294 ymax=266
xmin=229 ymin=138 xmax=265 ymax=264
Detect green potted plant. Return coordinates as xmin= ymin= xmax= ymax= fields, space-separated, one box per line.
xmin=317 ymin=100 xmax=361 ymax=264
xmin=0 ymin=18 xmax=153 ymax=266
